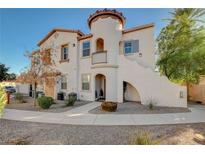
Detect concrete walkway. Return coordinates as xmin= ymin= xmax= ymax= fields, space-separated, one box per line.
xmin=2 ymin=102 xmax=205 ymax=125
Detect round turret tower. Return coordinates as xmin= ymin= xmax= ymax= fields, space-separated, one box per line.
xmin=88 ymin=9 xmax=126 ymax=66
xmin=88 ymin=9 xmax=126 ymax=102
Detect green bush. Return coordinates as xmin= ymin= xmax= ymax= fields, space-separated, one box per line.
xmin=148 ymin=102 xmax=154 ymax=110
xmin=65 ymin=96 xmax=76 ymax=106
xmin=15 ymin=93 xmax=24 ymax=103
xmin=37 ymin=96 xmax=54 ymax=109
xmin=129 ymin=131 xmax=159 ymax=145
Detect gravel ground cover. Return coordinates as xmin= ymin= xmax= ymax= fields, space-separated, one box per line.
xmin=0 ymin=119 xmax=205 ymax=145
xmin=89 ymin=102 xmax=190 ymax=114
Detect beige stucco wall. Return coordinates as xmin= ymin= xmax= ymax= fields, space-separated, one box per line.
xmin=37 ymin=15 xmax=187 ymax=107
xmin=91 ymin=17 xmax=122 ymax=66
xmin=78 ymin=37 xmax=93 ymax=101
xmin=122 ymin=27 xmax=155 ymax=69
xmin=39 ymin=32 xmax=79 ymax=99
xmin=117 ymin=55 xmax=187 ymax=107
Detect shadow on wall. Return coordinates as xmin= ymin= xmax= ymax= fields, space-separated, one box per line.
xmin=123 ymin=81 xmax=141 ymax=103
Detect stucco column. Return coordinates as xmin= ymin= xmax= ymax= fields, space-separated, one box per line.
xmin=117 ymin=79 xmax=123 ymax=103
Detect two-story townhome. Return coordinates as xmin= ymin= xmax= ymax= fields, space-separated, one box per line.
xmin=34 ymin=9 xmax=187 ymax=107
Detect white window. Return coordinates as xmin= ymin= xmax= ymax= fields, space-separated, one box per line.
xmin=82 ymin=41 xmax=90 ymax=57
xmin=61 ymin=44 xmax=68 ymax=60
xmin=82 ymin=74 xmax=90 ymax=91
xmin=61 ymin=76 xmax=67 ymax=90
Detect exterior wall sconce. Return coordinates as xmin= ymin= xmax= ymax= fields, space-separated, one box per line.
xmin=139 ymin=53 xmax=142 ymax=57
xmin=179 ymin=91 xmax=184 ymax=98
xmin=73 ymin=43 xmax=75 ymax=47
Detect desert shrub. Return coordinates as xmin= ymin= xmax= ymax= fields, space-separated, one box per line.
xmin=37 ymin=96 xmax=54 ymax=109
xmin=68 ymin=92 xmax=77 ymax=101
xmin=146 ymin=98 xmax=157 ymax=110
xmin=15 ymin=93 xmax=24 ymax=103
xmin=65 ymin=96 xmax=76 ymax=106
xmin=149 ymin=102 xmax=154 ymax=110
xmin=129 ymin=131 xmax=159 ymax=145
xmin=65 ymin=92 xmax=77 ymax=106
xmin=101 ymin=101 xmax=117 ymax=112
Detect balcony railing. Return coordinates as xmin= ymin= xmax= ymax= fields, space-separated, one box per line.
xmin=92 ymin=51 xmax=107 ymax=64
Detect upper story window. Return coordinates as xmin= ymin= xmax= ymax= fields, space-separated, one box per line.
xmin=61 ymin=44 xmax=69 ymax=60
xmin=96 ymin=38 xmax=104 ymax=52
xmin=61 ymin=75 xmax=67 ymax=90
xmin=82 ymin=41 xmax=90 ymax=57
xmin=82 ymin=74 xmax=90 ymax=91
xmin=124 ymin=40 xmax=139 ymax=55
xmin=124 ymin=41 xmax=132 ymax=54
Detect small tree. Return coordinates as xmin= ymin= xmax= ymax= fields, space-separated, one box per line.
xmin=0 ymin=63 xmax=16 ymax=81
xmin=157 ymin=9 xmax=205 ymax=99
xmin=17 ymin=49 xmax=60 ymax=106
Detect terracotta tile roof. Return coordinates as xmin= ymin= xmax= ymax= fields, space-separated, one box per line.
xmin=38 ymin=28 xmax=84 ymax=46
xmin=122 ymin=23 xmax=154 ymax=34
xmin=88 ymin=9 xmax=126 ymax=28
xmin=78 ymin=34 xmax=93 ymax=41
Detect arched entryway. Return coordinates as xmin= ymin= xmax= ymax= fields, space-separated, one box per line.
xmin=96 ymin=38 xmax=104 ymax=52
xmin=123 ymin=81 xmax=141 ymax=103
xmin=95 ymin=74 xmax=106 ymax=101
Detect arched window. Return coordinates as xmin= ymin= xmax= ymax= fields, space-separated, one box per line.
xmin=96 ymin=38 xmax=104 ymax=52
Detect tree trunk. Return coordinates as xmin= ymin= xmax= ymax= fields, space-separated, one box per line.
xmin=186 ymin=82 xmax=190 ymax=101
xmin=33 ymin=82 xmax=37 ymax=106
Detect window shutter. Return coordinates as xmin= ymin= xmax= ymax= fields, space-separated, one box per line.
xmin=132 ymin=40 xmax=139 ymax=53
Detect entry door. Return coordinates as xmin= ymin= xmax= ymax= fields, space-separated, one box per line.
xmin=45 ymin=78 xmax=55 ymax=98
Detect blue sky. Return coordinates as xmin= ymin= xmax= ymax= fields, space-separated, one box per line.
xmin=0 ymin=8 xmax=173 ymax=74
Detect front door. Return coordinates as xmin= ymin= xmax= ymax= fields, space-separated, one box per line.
xmin=45 ymin=78 xmax=55 ymax=98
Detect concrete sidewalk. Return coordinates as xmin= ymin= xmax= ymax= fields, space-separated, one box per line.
xmin=2 ymin=102 xmax=205 ymax=125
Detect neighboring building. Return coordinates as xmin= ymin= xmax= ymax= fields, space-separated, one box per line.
xmin=0 ymin=81 xmax=29 ymax=95
xmin=32 ymin=9 xmax=187 ymax=107
xmin=189 ymin=77 xmax=205 ymax=104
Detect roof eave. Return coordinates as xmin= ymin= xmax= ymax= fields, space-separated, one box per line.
xmin=122 ymin=23 xmax=155 ymax=34
xmin=38 ymin=29 xmax=84 ymax=46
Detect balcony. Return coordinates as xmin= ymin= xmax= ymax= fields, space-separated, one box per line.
xmin=92 ymin=51 xmax=107 ymax=64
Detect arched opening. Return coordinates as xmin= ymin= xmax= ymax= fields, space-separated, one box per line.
xmin=123 ymin=81 xmax=141 ymax=103
xmin=95 ymin=74 xmax=106 ymax=101
xmin=96 ymin=38 xmax=104 ymax=52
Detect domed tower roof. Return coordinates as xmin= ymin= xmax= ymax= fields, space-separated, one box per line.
xmin=87 ymin=9 xmax=126 ymax=28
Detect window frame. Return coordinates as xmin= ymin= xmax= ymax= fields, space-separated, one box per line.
xmin=61 ymin=75 xmax=67 ymax=90
xmin=61 ymin=44 xmax=69 ymax=60
xmin=82 ymin=41 xmax=90 ymax=57
xmin=81 ymin=73 xmax=91 ymax=91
